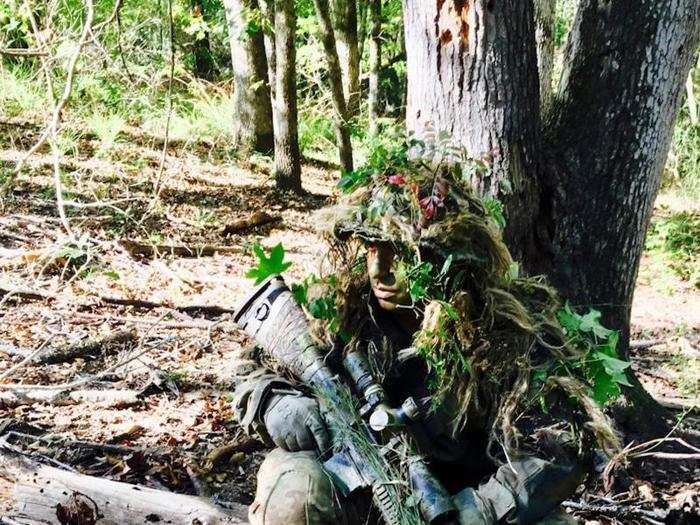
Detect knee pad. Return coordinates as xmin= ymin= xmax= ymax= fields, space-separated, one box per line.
xmin=249 ymin=449 xmax=341 ymax=525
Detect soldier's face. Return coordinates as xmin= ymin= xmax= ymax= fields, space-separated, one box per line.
xmin=366 ymin=242 xmax=411 ymax=311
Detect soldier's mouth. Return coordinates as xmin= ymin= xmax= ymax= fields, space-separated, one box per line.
xmin=372 ymin=286 xmax=398 ymax=300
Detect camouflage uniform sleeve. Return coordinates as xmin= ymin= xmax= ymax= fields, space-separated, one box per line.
xmin=230 ymin=345 xmax=301 ymax=445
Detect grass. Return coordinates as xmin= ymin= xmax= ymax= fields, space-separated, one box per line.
xmin=645 ymin=209 xmax=700 ymax=289
xmin=87 ymin=112 xmax=126 ymax=156
xmin=0 ymin=67 xmax=48 ymax=119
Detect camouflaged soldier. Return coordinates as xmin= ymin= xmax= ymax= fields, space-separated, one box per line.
xmin=231 ymin=159 xmax=620 ymax=524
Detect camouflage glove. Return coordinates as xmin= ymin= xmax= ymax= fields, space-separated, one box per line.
xmin=262 ymin=394 xmax=331 ymax=453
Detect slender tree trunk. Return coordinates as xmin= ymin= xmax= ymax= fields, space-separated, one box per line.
xmin=533 ymin=0 xmax=555 ymax=108
xmin=403 ymin=0 xmax=543 ymax=267
xmin=259 ymin=0 xmax=277 ymax=93
xmin=224 ymin=0 xmax=274 ymax=153
xmin=272 ymin=0 xmax=302 ymax=191
xmin=190 ymin=0 xmax=216 ymax=80
xmin=545 ymin=0 xmax=700 ymax=352
xmin=357 ymin=0 xmax=369 ymax=66
xmin=368 ymin=0 xmax=381 ymax=135
xmin=332 ymin=0 xmax=361 ymax=116
xmin=313 ymin=0 xmax=354 ymax=171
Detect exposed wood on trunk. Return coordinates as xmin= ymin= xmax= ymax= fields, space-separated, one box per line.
xmin=223 ymin=0 xmax=274 ymax=153
xmin=313 ymin=0 xmax=354 ymax=172
xmin=272 ymin=0 xmax=303 ymax=191
xmin=403 ymin=0 xmax=544 ymax=267
xmin=0 ymin=450 xmax=248 ymax=524
xmin=368 ymin=0 xmax=382 ymax=135
xmin=546 ymin=0 xmax=700 ymax=352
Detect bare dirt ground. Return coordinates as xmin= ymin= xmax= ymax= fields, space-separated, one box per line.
xmin=0 ymin=120 xmax=698 ymax=524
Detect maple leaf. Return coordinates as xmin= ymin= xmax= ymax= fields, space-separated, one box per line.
xmin=245 ymin=243 xmax=292 ymax=284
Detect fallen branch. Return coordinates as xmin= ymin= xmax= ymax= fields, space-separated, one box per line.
xmin=120 ymin=238 xmax=243 ymax=258
xmin=222 ymin=211 xmax=282 ymax=236
xmin=0 ymin=47 xmax=48 ymax=56
xmin=0 ymin=285 xmax=236 ymax=315
xmin=0 ymin=336 xmax=174 ymax=392
xmin=0 ymin=448 xmax=248 ymax=524
xmin=0 ymin=389 xmax=141 ymax=408
xmin=36 ymin=328 xmax=137 ymax=365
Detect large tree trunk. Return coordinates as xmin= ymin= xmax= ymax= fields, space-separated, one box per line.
xmin=332 ymin=0 xmax=361 ymax=116
xmin=313 ymin=0 xmax=354 ymax=171
xmin=403 ymin=0 xmax=700 ymax=411
xmin=403 ymin=0 xmax=544 ymax=267
xmin=368 ymin=0 xmax=381 ymax=135
xmin=545 ymin=0 xmax=700 ymax=351
xmin=273 ymin=0 xmax=302 ymax=191
xmin=224 ymin=0 xmax=274 ymax=154
xmin=533 ymin=0 xmax=555 ymax=108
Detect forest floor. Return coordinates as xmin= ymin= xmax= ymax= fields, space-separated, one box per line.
xmin=0 ymin=119 xmax=698 ymax=524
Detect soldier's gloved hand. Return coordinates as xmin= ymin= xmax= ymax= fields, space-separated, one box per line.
xmin=262 ymin=394 xmax=331 ymax=453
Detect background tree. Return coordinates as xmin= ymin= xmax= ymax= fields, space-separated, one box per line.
xmin=272 ymin=0 xmax=302 ymax=190
xmin=402 ymin=0 xmax=700 ymax=407
xmin=368 ymin=0 xmax=381 ymax=135
xmin=331 ymin=0 xmax=360 ymax=116
xmin=312 ymin=0 xmax=354 ymax=171
xmin=223 ymin=0 xmax=274 ymax=153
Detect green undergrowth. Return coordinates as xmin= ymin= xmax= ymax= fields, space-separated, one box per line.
xmin=645 ymin=209 xmax=700 ymax=289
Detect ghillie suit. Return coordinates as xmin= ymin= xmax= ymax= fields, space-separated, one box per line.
xmin=312 ymin=158 xmax=621 ymax=463
xmin=233 ymin=152 xmax=624 ymax=525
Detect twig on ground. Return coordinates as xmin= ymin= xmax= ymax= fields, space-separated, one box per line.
xmin=47 ymin=0 xmax=96 ymax=239
xmin=562 ymin=500 xmax=665 ymax=524
xmin=0 ymin=337 xmax=52 ymax=382
xmin=629 ymin=339 xmax=665 ymax=350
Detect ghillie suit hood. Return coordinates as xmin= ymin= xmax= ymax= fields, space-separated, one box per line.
xmin=312 ymin=156 xmax=620 ymax=462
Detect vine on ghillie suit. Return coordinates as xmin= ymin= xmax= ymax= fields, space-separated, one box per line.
xmin=287 ymin=139 xmax=626 ymax=461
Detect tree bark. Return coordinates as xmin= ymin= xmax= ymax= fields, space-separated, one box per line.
xmin=403 ymin=0 xmax=544 ymax=267
xmin=533 ymin=0 xmax=555 ymax=108
xmin=368 ymin=0 xmax=381 ymax=135
xmin=545 ymin=0 xmax=700 ymax=352
xmin=224 ymin=0 xmax=274 ymax=154
xmin=332 ymin=0 xmax=361 ymax=116
xmin=313 ymin=0 xmax=354 ymax=171
xmin=272 ymin=0 xmax=302 ymax=191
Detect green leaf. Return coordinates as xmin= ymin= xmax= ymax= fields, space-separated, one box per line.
xmin=557 ymin=303 xmax=581 ymax=333
xmin=594 ymin=352 xmax=632 ymax=387
xmin=245 ymin=243 xmax=292 ymax=285
xmin=291 ymin=283 xmax=308 ymax=306
xmin=579 ymin=309 xmax=613 ymax=339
